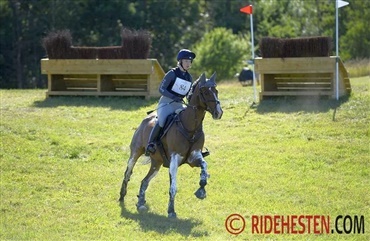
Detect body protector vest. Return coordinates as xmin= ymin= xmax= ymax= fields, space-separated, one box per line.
xmin=167 ymin=67 xmax=192 ymax=98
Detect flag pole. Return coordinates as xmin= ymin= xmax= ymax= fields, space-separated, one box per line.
xmin=250 ymin=10 xmax=257 ymax=104
xmin=335 ymin=0 xmax=349 ymax=100
xmin=335 ymin=0 xmax=339 ymax=100
xmin=240 ymin=5 xmax=257 ymax=104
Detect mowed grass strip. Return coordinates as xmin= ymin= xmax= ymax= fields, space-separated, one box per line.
xmin=1 ymin=76 xmax=369 ymax=240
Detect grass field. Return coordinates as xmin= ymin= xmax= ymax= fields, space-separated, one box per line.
xmin=1 ymin=76 xmax=369 ymax=240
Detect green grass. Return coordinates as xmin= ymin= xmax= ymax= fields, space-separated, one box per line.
xmin=345 ymin=59 xmax=370 ymax=78
xmin=1 ymin=76 xmax=369 ymax=240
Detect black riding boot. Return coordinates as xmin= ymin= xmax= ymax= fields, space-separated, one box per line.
xmin=145 ymin=123 xmax=162 ymax=156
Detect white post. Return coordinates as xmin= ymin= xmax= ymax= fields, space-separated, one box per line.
xmin=335 ymin=0 xmax=339 ymax=100
xmin=335 ymin=0 xmax=349 ymax=100
xmin=250 ymin=13 xmax=257 ymax=103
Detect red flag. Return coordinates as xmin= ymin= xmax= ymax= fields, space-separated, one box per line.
xmin=240 ymin=5 xmax=253 ymax=15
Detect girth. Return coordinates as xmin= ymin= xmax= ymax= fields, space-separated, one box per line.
xmin=175 ymin=116 xmax=203 ymax=143
xmin=160 ymin=112 xmax=203 ymax=143
xmin=156 ymin=112 xmax=203 ymax=167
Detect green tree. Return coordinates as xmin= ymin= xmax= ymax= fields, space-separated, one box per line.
xmin=203 ymin=0 xmax=247 ymax=33
xmin=340 ymin=0 xmax=370 ymax=60
xmin=191 ymin=27 xmax=250 ymax=81
xmin=139 ymin=0 xmax=202 ymax=70
xmin=1 ymin=0 xmax=53 ymax=88
xmin=1 ymin=0 xmax=368 ymax=89
xmin=0 ymin=0 xmax=14 ymax=87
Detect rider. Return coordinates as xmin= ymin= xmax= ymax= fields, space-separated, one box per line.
xmin=145 ymin=49 xmax=196 ymax=156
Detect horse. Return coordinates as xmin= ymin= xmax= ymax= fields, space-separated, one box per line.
xmin=119 ymin=72 xmax=223 ymax=218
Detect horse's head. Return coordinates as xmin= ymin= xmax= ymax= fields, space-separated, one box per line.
xmin=188 ymin=72 xmax=223 ymax=120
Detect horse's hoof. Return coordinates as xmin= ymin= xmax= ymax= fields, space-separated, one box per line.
xmin=194 ymin=188 xmax=206 ymax=199
xmin=137 ymin=205 xmax=148 ymax=213
xmin=168 ymin=212 xmax=177 ymax=218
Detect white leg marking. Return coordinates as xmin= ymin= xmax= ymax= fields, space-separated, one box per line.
xmin=189 ymin=150 xmax=209 ymax=180
xmin=127 ymin=157 xmax=135 ymax=170
xmin=189 ymin=150 xmax=203 ymax=164
xmin=169 ymin=153 xmax=183 ymax=198
xmin=146 ymin=169 xmax=159 ymax=183
xmin=124 ymin=157 xmax=136 ymax=180
xmin=200 ymin=160 xmax=209 ymax=180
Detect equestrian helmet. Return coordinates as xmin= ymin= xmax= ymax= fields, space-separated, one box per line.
xmin=177 ymin=49 xmax=196 ymax=61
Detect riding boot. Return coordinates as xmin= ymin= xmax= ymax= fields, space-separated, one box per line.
xmin=145 ymin=123 xmax=162 ymax=156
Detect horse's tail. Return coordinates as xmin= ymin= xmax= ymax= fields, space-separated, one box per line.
xmin=129 ymin=113 xmax=157 ymax=152
xmin=140 ymin=156 xmax=151 ymax=165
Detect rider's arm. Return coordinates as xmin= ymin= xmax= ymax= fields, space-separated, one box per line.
xmin=159 ymin=70 xmax=182 ymax=102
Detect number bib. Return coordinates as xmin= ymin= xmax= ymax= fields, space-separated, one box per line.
xmin=171 ymin=77 xmax=192 ymax=96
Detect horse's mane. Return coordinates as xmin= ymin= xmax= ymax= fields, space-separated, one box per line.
xmin=186 ymin=77 xmax=200 ymax=102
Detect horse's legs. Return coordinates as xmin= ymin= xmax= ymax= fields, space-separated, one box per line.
xmin=167 ymin=153 xmax=182 ymax=218
xmin=188 ymin=150 xmax=209 ymax=199
xmin=119 ymin=150 xmax=142 ymax=202
xmin=195 ymin=158 xmax=209 ymax=199
xmin=136 ymin=160 xmax=161 ymax=212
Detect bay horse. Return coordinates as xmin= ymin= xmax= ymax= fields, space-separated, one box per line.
xmin=119 ymin=72 xmax=223 ymax=218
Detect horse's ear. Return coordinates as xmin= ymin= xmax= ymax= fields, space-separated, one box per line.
xmin=209 ymin=72 xmax=217 ymax=83
xmin=204 ymin=72 xmax=217 ymax=87
xmin=199 ymin=72 xmax=206 ymax=85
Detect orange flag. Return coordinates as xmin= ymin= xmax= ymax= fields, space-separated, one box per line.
xmin=240 ymin=5 xmax=253 ymax=14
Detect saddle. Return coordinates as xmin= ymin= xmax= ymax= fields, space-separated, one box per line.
xmin=154 ymin=111 xmax=209 ymax=167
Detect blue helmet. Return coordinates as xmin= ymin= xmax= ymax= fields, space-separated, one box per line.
xmin=177 ymin=49 xmax=196 ymax=61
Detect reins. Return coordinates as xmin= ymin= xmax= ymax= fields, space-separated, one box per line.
xmin=177 ymin=84 xmax=218 ymax=142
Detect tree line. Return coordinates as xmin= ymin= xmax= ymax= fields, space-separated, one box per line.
xmin=0 ymin=0 xmax=369 ymax=88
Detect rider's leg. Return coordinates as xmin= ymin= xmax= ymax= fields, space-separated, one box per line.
xmin=145 ymin=122 xmax=162 ymax=156
xmin=145 ymin=96 xmax=182 ymax=156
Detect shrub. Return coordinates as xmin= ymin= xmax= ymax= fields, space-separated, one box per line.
xmin=260 ymin=36 xmax=332 ymax=58
xmin=191 ymin=28 xmax=250 ymax=81
xmin=42 ymin=30 xmax=73 ymax=59
xmin=42 ymin=28 xmax=151 ymax=59
xmin=121 ymin=27 xmax=151 ymax=59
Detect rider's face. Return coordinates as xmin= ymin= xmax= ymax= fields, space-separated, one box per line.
xmin=181 ymin=59 xmax=192 ymax=70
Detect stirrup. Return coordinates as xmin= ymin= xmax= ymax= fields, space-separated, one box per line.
xmin=145 ymin=143 xmax=156 ymax=156
xmin=202 ymin=148 xmax=210 ymax=158
xmin=202 ymin=151 xmax=210 ymax=158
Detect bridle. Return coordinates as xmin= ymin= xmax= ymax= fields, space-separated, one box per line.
xmin=180 ymin=83 xmax=219 ymax=131
xmin=177 ymin=84 xmax=217 ymax=142
xmin=199 ymin=86 xmax=220 ymax=114
xmin=184 ymin=83 xmax=219 ymax=113
xmin=176 ymin=78 xmax=221 ymax=143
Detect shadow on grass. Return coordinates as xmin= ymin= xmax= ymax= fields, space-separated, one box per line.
xmin=119 ymin=202 xmax=208 ymax=237
xmin=255 ymin=95 xmax=350 ymax=114
xmin=32 ymin=96 xmax=158 ymax=111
